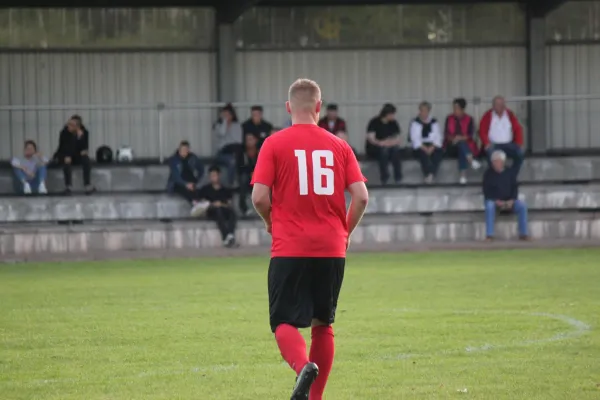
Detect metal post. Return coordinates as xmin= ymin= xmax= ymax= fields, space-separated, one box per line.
xmin=157 ymin=103 xmax=165 ymax=163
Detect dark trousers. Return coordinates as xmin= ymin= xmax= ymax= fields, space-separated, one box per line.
xmin=63 ymin=154 xmax=92 ymax=187
xmin=207 ymin=206 xmax=237 ymax=240
xmin=416 ymin=146 xmax=444 ymax=177
xmin=238 ymin=173 xmax=251 ymax=214
xmin=173 ymin=183 xmax=201 ymax=204
xmin=376 ymin=146 xmax=402 ymax=184
xmin=486 ymin=142 xmax=524 ymax=175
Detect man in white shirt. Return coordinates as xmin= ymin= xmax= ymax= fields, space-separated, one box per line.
xmin=480 ymin=96 xmax=525 ymax=175
xmin=12 ymin=140 xmax=48 ymax=195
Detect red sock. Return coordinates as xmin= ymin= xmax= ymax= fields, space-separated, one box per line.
xmin=275 ymin=324 xmax=309 ymax=375
xmin=309 ymin=325 xmax=335 ymax=400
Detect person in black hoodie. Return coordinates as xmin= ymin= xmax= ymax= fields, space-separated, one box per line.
xmin=54 ymin=115 xmax=94 ymax=195
xmin=483 ymin=150 xmax=530 ymax=241
xmin=237 ymin=133 xmax=259 ymax=216
xmin=167 ymin=141 xmax=206 ymax=217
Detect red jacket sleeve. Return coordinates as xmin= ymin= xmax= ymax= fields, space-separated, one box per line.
xmin=508 ymin=110 xmax=524 ymax=146
xmin=479 ymin=111 xmax=492 ymax=147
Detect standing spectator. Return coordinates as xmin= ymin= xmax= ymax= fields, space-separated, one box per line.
xmin=167 ymin=140 xmax=206 ymax=216
xmin=410 ymin=102 xmax=443 ymax=184
xmin=54 ymin=115 xmax=94 ymax=195
xmin=483 ymin=150 xmax=529 ymax=241
xmin=365 ymin=103 xmax=403 ymax=185
xmin=242 ymin=105 xmax=274 ymax=148
xmin=444 ymin=98 xmax=481 ymax=184
xmin=198 ymin=166 xmax=238 ymax=248
xmin=237 ymin=133 xmax=259 ymax=217
xmin=318 ymin=103 xmax=347 ymax=135
xmin=479 ymin=96 xmax=524 ymax=175
xmin=12 ymin=140 xmax=48 ymax=195
xmin=213 ymin=103 xmax=243 ymax=186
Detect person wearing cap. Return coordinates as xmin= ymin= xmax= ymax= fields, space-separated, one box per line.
xmin=241 ymin=105 xmax=274 ymax=148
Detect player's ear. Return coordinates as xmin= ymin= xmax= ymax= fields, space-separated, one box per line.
xmin=286 ymin=101 xmax=292 ymax=115
xmin=315 ymin=101 xmax=322 ymax=115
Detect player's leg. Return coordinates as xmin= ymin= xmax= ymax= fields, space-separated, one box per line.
xmin=309 ymin=258 xmax=345 ymax=400
xmin=269 ymin=258 xmax=313 ymax=375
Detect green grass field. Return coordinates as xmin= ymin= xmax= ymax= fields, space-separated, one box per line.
xmin=1 ymin=249 xmax=599 ymax=400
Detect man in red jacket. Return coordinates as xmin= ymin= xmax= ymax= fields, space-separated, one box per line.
xmin=479 ymin=96 xmax=524 ymax=175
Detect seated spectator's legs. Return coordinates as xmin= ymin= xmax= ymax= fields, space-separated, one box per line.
xmin=31 ymin=165 xmax=47 ymax=193
xmin=12 ymin=167 xmax=28 ymax=194
xmin=207 ymin=206 xmax=237 ymax=241
xmin=456 ymin=141 xmax=471 ymax=172
xmin=375 ymin=146 xmax=391 ymax=184
xmin=513 ymin=199 xmax=529 ymax=237
xmin=416 ymin=148 xmax=432 ymax=177
xmin=216 ymin=152 xmax=236 ymax=186
xmin=430 ymin=147 xmax=444 ymax=177
xmin=484 ymin=200 xmax=496 ymax=238
xmin=63 ymin=159 xmax=73 ymax=188
xmin=238 ymin=173 xmax=251 ymax=215
xmin=389 ymin=146 xmax=403 ymax=183
xmin=78 ymin=155 xmax=92 ymax=187
xmin=173 ymin=184 xmax=198 ymax=204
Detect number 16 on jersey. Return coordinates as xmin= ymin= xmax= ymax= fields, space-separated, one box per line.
xmin=294 ymin=150 xmax=334 ymax=196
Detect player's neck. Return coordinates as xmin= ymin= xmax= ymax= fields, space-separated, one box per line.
xmin=291 ymin=114 xmax=317 ymax=125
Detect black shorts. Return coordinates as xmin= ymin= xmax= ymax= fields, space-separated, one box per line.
xmin=268 ymin=257 xmax=345 ymax=333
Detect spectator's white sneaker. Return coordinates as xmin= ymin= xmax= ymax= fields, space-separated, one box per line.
xmin=425 ymin=175 xmax=433 ymax=184
xmin=38 ymin=182 xmax=48 ymax=194
xmin=23 ymin=182 xmax=32 ymax=195
xmin=471 ymin=159 xmax=481 ymax=170
xmin=459 ymin=176 xmax=467 ymax=185
xmin=223 ymin=233 xmax=239 ymax=248
xmin=190 ymin=200 xmax=210 ymax=217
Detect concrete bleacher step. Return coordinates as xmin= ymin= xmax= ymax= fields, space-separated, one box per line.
xmin=1 ymin=211 xmax=599 ymax=256
xmin=1 ymin=156 xmax=600 ymax=193
xmin=1 ymin=184 xmax=599 ymax=223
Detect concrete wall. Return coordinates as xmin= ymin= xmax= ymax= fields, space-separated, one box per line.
xmin=0 ymin=51 xmax=217 ymax=159
xmin=546 ymin=44 xmax=600 ymax=150
xmin=235 ymin=47 xmax=528 ymax=150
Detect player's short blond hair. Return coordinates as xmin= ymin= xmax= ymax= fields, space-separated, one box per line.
xmin=288 ymin=78 xmax=321 ymax=110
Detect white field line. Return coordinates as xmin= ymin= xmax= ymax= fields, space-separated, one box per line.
xmin=381 ymin=309 xmax=592 ymax=360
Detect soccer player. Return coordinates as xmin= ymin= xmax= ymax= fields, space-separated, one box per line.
xmin=251 ymin=79 xmax=369 ymax=400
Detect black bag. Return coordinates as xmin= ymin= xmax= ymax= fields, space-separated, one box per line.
xmin=96 ymin=145 xmax=113 ymax=164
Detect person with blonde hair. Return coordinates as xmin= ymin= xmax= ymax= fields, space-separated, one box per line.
xmin=251 ymin=78 xmax=369 ymax=400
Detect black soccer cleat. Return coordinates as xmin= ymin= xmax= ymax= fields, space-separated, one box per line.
xmin=290 ymin=362 xmax=319 ymax=400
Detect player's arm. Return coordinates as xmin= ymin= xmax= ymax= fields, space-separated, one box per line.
xmin=344 ymin=145 xmax=369 ymax=238
xmin=250 ymin=138 xmax=276 ymax=233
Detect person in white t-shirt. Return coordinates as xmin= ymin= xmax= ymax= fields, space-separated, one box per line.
xmin=12 ymin=140 xmax=48 ymax=195
xmin=479 ymin=96 xmax=525 ymax=175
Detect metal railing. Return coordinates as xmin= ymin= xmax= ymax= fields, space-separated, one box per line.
xmin=1 ymin=93 xmax=600 ymax=161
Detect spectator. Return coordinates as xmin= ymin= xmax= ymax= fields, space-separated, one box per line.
xmin=483 ymin=150 xmax=529 ymax=242
xmin=167 ymin=140 xmax=206 ymax=216
xmin=237 ymin=133 xmax=259 ymax=217
xmin=242 ymin=105 xmax=274 ymax=148
xmin=54 ymin=115 xmax=94 ymax=195
xmin=444 ymin=98 xmax=481 ymax=184
xmin=365 ymin=103 xmax=403 ymax=185
xmin=480 ymin=96 xmax=524 ymax=175
xmin=213 ymin=103 xmax=242 ymax=186
xmin=12 ymin=140 xmax=48 ymax=195
xmin=198 ymin=166 xmax=238 ymax=248
xmin=318 ymin=103 xmax=347 ymax=135
xmin=410 ymin=101 xmax=443 ymax=184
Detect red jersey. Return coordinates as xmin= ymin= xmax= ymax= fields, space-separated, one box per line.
xmin=251 ymin=124 xmax=366 ymax=258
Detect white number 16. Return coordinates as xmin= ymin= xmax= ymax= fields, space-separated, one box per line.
xmin=294 ymin=150 xmax=334 ymax=195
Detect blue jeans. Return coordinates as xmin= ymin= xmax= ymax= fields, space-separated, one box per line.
xmin=215 ymin=152 xmax=236 ymax=186
xmin=486 ymin=143 xmax=524 ymax=175
xmin=13 ymin=166 xmax=47 ymax=194
xmin=485 ymin=199 xmax=529 ymax=238
xmin=376 ymin=146 xmax=402 ymax=184
xmin=456 ymin=141 xmax=472 ymax=171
